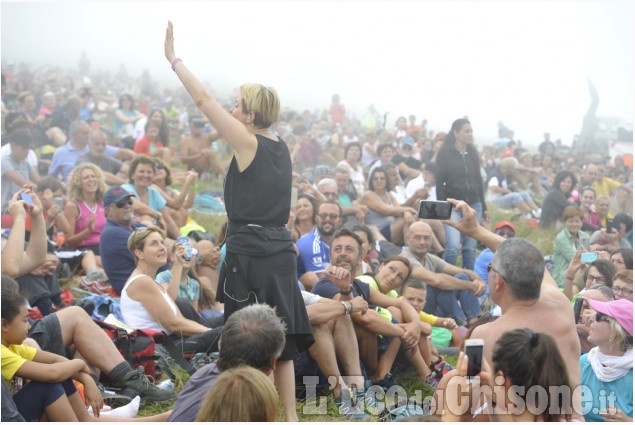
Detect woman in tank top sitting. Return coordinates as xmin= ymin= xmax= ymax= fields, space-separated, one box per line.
xmin=120 ymin=226 xmax=222 ymax=355
xmin=63 ymin=163 xmax=109 ymax=282
xmin=361 ymin=166 xmax=417 ymax=245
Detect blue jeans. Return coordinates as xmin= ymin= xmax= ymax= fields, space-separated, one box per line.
xmin=492 ymin=191 xmax=532 ymax=210
xmin=443 ymin=202 xmax=483 ymax=271
xmin=423 ymin=273 xmax=481 ymax=325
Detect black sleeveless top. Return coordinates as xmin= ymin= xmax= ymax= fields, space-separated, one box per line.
xmin=223 ymin=134 xmax=291 ymax=229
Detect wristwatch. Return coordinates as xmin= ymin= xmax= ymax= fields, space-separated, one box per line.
xmin=340 ymin=287 xmax=352 ymax=296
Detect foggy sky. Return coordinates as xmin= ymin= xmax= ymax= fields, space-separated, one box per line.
xmin=1 ymin=1 xmax=633 ymax=147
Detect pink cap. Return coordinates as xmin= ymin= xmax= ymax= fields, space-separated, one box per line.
xmin=588 ymin=298 xmax=633 ymax=336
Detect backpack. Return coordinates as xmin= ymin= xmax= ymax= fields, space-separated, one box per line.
xmin=94 ymin=320 xmax=160 ymax=378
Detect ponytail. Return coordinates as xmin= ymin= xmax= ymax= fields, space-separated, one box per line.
xmin=492 ymin=328 xmax=572 ymax=421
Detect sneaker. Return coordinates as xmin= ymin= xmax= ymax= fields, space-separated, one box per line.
xmin=335 ymin=389 xmax=369 ymax=420
xmin=115 ymin=368 xmax=175 ymax=402
xmin=372 ymin=373 xmax=396 ymax=391
xmin=423 ymin=375 xmax=439 ymax=390
xmin=430 ymin=357 xmax=454 ymax=381
xmin=358 ymin=389 xmax=382 ymax=414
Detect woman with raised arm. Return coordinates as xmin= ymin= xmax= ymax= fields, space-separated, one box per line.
xmin=164 ymin=22 xmax=312 ymax=422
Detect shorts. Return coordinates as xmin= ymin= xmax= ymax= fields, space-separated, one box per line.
xmin=28 ymin=314 xmax=67 ymax=358
xmin=14 ymin=379 xmax=76 ymax=421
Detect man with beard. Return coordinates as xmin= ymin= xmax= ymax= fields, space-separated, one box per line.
xmin=296 ymin=201 xmax=342 ymax=290
xmin=312 ymin=228 xmax=427 ymax=393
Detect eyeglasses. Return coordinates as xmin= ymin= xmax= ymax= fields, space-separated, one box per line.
xmin=323 ymin=192 xmax=338 ymax=198
xmin=401 ymin=144 xmax=413 ymax=150
xmin=115 ymin=198 xmax=133 ymax=208
xmin=496 ymin=230 xmax=515 ymax=238
xmin=488 ymin=262 xmax=505 ymax=279
xmin=595 ymin=312 xmax=611 ymax=323
xmin=373 ymin=176 xmax=386 ymax=181
xmin=317 ymin=213 xmax=340 ymax=221
xmin=586 ymin=274 xmax=606 ymax=284
xmin=613 ymin=286 xmax=634 ymax=297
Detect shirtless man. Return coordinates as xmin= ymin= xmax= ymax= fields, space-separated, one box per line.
xmin=440 ymin=198 xmax=582 ymax=418
xmin=178 ymin=115 xmax=224 ymax=177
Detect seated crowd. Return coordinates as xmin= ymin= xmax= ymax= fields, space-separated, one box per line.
xmin=0 ymin=62 xmax=633 ymax=422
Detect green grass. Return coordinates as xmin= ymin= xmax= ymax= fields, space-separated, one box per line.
xmin=136 ymin=356 xmax=459 ymax=420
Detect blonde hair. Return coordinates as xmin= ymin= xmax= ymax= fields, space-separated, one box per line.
xmin=614 ymin=269 xmax=633 ymax=285
xmin=240 ymin=84 xmax=280 ymax=129
xmin=562 ymin=205 xmax=584 ymax=221
xmin=67 ymin=163 xmax=106 ymax=202
xmin=195 ymin=366 xmax=279 ymax=422
xmin=500 ymin=156 xmax=518 ymax=172
xmin=127 ymin=226 xmax=165 ymax=264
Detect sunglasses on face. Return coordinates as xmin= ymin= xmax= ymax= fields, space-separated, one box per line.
xmin=317 ymin=213 xmax=340 ymax=221
xmin=323 ymin=192 xmax=338 ymax=198
xmin=595 ymin=312 xmax=611 ymax=323
xmin=373 ymin=176 xmax=386 ymax=181
xmin=115 ymin=198 xmax=133 ymax=208
xmin=496 ymin=230 xmax=515 ymax=238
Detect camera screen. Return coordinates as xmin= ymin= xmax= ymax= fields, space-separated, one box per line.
xmin=465 ymin=344 xmax=483 ymax=377
xmin=418 ymin=201 xmax=452 ymax=220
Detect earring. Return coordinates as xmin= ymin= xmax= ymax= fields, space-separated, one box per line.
xmin=247 ymin=114 xmax=252 ymax=121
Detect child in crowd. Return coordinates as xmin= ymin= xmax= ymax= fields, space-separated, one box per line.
xmin=399 ymin=279 xmax=461 ymax=381
xmin=1 ymin=286 xmax=102 ymax=421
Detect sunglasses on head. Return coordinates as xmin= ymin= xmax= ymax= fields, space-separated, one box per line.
xmin=115 ymin=198 xmax=133 ymax=208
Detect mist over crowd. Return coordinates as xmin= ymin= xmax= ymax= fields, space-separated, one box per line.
xmin=2 ymin=1 xmax=633 ymax=147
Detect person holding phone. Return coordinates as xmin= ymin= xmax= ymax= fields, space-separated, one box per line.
xmin=553 ymin=205 xmax=592 ymax=288
xmin=1 ymin=129 xmax=38 ymax=215
xmin=165 ymin=22 xmax=312 ymax=422
xmin=435 ymin=119 xmax=487 ymax=271
xmin=439 ymin=198 xmax=584 ymax=419
xmin=440 ymin=329 xmax=574 ymax=421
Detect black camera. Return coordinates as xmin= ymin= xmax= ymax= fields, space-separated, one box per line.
xmin=192 ymin=119 xmax=205 ymax=128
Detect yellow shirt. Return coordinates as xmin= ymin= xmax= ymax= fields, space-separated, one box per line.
xmin=1 ymin=343 xmax=37 ymax=388
xmin=593 ymin=178 xmax=622 ymax=198
xmin=419 ymin=310 xmax=439 ymax=325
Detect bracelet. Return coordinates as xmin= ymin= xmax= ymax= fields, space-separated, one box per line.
xmin=340 ymin=301 xmax=351 ymax=315
xmin=189 ymin=184 xmax=199 ymax=190
xmin=340 ymin=287 xmax=352 ymax=296
xmin=170 ymin=58 xmax=182 ymax=71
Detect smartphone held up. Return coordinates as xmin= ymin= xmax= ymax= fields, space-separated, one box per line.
xmin=464 ymin=338 xmax=484 ymax=378
xmin=418 ymin=200 xmax=453 ymax=220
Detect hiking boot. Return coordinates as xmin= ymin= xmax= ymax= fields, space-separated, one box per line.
xmin=115 ymin=368 xmax=175 ymax=402
xmin=94 ymin=380 xmax=133 ymax=408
